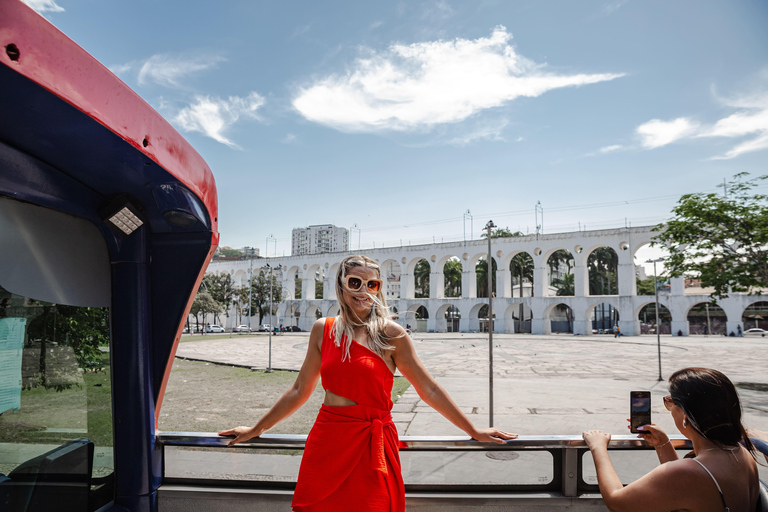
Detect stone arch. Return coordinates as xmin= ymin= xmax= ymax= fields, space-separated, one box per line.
xmin=474 ymin=255 xmax=497 ymax=299
xmin=283 ymin=303 xmax=300 ymax=329
xmin=439 ymin=255 xmax=463 ymax=298
xmin=306 ymin=264 xmax=324 ymax=300
xmin=587 ymin=301 xmax=620 ymax=333
xmin=286 ymin=265 xmax=302 ymax=301
xmin=327 ymin=262 xmax=341 ymax=300
xmin=507 ymin=251 xmax=534 ymax=298
xmin=741 ymin=301 xmax=768 ymax=331
xmin=687 ymin=302 xmax=727 ymax=335
xmin=435 ymin=303 xmax=461 ymax=333
xmin=468 ymin=303 xmax=495 ymax=332
xmin=545 ymin=248 xmax=574 ymax=297
xmin=380 ymin=258 xmax=402 ymax=301
xmin=326 ymin=304 xmax=340 ymax=317
xmin=505 ymin=302 xmax=532 ymax=334
xmin=233 ymin=269 xmax=248 ymax=286
xmin=636 ymin=301 xmax=672 ymax=335
xmin=303 ymin=304 xmax=322 ymax=331
xmin=407 ymin=257 xmax=431 ymax=299
xmin=543 ymin=302 xmax=573 ymax=333
xmin=405 ymin=303 xmax=428 ymax=332
xmin=586 ymin=245 xmax=619 ymax=295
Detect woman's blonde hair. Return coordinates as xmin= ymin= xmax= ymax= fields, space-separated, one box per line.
xmin=333 ymin=255 xmax=395 ymax=360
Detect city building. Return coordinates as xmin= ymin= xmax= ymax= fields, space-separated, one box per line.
xmin=291 ymin=224 xmax=349 ymax=256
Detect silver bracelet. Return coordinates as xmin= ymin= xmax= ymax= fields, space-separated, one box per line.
xmin=654 ymin=439 xmax=671 ymax=449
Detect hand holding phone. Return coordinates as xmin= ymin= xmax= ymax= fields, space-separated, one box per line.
xmin=630 ymin=391 xmax=651 ymax=433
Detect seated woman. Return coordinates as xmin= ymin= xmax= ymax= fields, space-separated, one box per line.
xmin=583 ymin=367 xmax=760 ymax=512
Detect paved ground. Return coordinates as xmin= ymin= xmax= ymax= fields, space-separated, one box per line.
xmin=176 ymin=332 xmax=768 ymax=437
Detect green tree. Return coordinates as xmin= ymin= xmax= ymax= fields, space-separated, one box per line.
xmin=245 ymin=270 xmax=284 ymax=324
xmin=315 ymin=276 xmax=324 ymax=299
xmin=481 ymin=227 xmax=524 ymax=239
xmin=653 ymin=173 xmax=768 ymax=298
xmin=553 ymin=273 xmax=575 ymax=296
xmin=414 ymin=259 xmax=431 ymax=298
xmin=636 ymin=276 xmax=656 ymax=296
xmin=548 ymin=250 xmax=574 ymax=295
xmin=476 ymin=257 xmax=497 ymax=298
xmin=218 ymin=247 xmax=244 ymax=258
xmin=588 ymin=247 xmax=618 ymax=295
xmin=443 ymin=259 xmax=462 ymax=297
xmin=190 ymin=292 xmax=221 ymax=330
xmin=202 ymin=272 xmax=235 ymax=325
xmin=510 ymin=252 xmax=534 ymax=297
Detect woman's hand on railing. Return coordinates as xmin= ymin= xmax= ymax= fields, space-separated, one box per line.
xmin=582 ymin=430 xmax=611 ymax=451
xmin=469 ymin=427 xmax=518 ymax=444
xmin=218 ymin=426 xmax=263 ymax=447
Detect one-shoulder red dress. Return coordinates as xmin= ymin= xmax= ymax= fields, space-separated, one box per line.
xmin=291 ymin=317 xmax=405 ymax=512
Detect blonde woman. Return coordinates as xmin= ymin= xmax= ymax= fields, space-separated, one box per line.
xmin=220 ymin=255 xmax=516 ymax=511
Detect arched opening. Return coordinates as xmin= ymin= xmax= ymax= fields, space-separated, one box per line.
xmin=294 ymin=270 xmax=302 ymax=300
xmin=406 ymin=304 xmax=428 ymax=333
xmin=587 ymin=247 xmax=619 ymax=295
xmin=547 ymin=249 xmax=574 ymax=296
xmin=442 ymin=257 xmax=462 ymax=298
xmin=687 ymin=302 xmax=726 ymax=335
xmin=381 ymin=259 xmax=402 ymax=300
xmin=413 ymin=259 xmax=430 ymax=299
xmin=742 ymin=301 xmax=768 ymax=332
xmin=633 ymin=243 xmax=669 ymax=296
xmin=284 ymin=304 xmax=300 ymax=329
xmin=314 ymin=268 xmax=324 ymax=299
xmin=509 ymin=252 xmax=534 ymax=298
xmin=436 ymin=304 xmax=461 ymax=333
xmin=475 ymin=256 xmax=497 ymax=298
xmin=307 ymin=264 xmax=323 ymax=300
xmin=327 ymin=304 xmax=340 ymax=318
xmin=477 ymin=304 xmax=496 ymax=333
xmin=589 ymin=302 xmax=619 ymax=333
xmin=507 ymin=302 xmax=532 ymax=333
xmin=549 ymin=303 xmax=573 ymax=333
xmin=637 ymin=303 xmax=671 ymax=334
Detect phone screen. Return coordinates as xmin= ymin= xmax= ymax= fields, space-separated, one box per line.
xmin=630 ymin=391 xmax=651 ymax=433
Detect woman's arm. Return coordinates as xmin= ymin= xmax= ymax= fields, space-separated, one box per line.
xmin=390 ymin=324 xmax=516 ymax=444
xmin=636 ymin=424 xmax=679 ymax=464
xmin=583 ymin=430 xmax=692 ymax=512
xmin=218 ymin=318 xmax=325 ymax=446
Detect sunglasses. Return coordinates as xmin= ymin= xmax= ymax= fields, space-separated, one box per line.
xmin=663 ymin=395 xmax=675 ymax=411
xmin=344 ymin=275 xmax=383 ymax=294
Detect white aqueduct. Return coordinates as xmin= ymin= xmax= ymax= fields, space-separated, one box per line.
xmin=204 ymin=226 xmax=764 ymax=337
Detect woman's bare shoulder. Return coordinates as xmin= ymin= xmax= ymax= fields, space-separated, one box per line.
xmin=383 ymin=320 xmax=408 ymax=340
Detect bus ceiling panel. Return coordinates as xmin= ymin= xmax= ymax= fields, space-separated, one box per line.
xmin=0 ymin=0 xmax=218 ymax=235
xmin=0 ymin=65 xmax=212 ymax=235
xmin=0 ymin=196 xmax=111 ymax=307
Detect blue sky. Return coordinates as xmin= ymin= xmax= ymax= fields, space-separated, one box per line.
xmin=25 ymin=0 xmax=768 ymax=262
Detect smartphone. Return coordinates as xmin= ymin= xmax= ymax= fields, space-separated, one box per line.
xmin=630 ymin=391 xmax=651 ymax=433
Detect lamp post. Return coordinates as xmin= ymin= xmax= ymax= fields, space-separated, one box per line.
xmin=463 ymin=209 xmax=473 ymax=245
xmin=247 ymin=247 xmax=254 ymax=333
xmin=266 ymin=263 xmax=282 ymax=373
xmin=646 ymin=258 xmax=664 ymax=381
xmin=485 ymin=219 xmax=496 ymax=427
xmin=266 ymin=234 xmax=275 ymax=258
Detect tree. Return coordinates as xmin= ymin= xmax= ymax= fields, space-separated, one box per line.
xmin=481 ymin=227 xmax=524 ymax=239
xmin=414 ymin=259 xmax=430 ymax=298
xmin=443 ymin=259 xmax=462 ymax=297
xmin=315 ymin=276 xmax=324 ymax=299
xmin=202 ymin=272 xmax=235 ymax=325
xmin=190 ymin=292 xmax=221 ymax=330
xmin=653 ymin=173 xmax=768 ymax=298
xmin=548 ymin=250 xmax=574 ymax=295
xmin=510 ymin=252 xmax=534 ymax=297
xmin=475 ymin=257 xmax=497 ymax=298
xmin=553 ymin=273 xmax=575 ymax=296
xmin=636 ymin=276 xmax=656 ymax=296
xmin=588 ymin=247 xmax=618 ymax=295
xmin=245 ymin=270 xmax=284 ymax=324
xmin=218 ymin=247 xmax=244 ymax=258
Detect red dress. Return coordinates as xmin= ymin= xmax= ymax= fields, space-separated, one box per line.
xmin=291 ymin=317 xmax=405 ymax=512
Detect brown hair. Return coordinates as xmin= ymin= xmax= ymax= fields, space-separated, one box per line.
xmin=668 ymin=367 xmax=756 ymax=457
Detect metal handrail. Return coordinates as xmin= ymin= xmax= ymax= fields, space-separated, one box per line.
xmin=157 ymin=431 xmax=692 ymax=450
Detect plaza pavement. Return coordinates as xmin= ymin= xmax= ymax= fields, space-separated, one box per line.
xmin=171 ymin=332 xmax=768 ymax=486
xmin=175 ymin=332 xmax=768 ymax=438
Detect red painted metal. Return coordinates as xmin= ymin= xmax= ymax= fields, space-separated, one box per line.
xmin=0 ymin=0 xmax=219 ymax=233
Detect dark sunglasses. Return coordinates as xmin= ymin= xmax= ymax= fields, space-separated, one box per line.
xmin=344 ymin=275 xmax=383 ymax=293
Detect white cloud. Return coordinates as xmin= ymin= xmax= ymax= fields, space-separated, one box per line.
xmin=293 ymin=26 xmax=623 ymax=133
xmin=446 ymin=119 xmax=509 ymax=146
xmin=174 ymin=92 xmax=265 ymax=148
xmin=595 ymin=0 xmax=628 ymax=18
xmin=137 ymin=54 xmax=226 ymax=88
xmin=281 ymin=133 xmax=297 ymax=144
xmin=22 ymin=0 xmax=64 ymax=13
xmin=599 ymin=144 xmax=623 ymax=153
xmin=636 ymin=117 xmax=699 ymax=149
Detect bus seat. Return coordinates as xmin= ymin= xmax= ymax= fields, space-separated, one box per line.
xmin=5 ymin=438 xmax=93 ymax=512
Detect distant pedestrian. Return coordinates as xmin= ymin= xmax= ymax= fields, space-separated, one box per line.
xmin=614 ymin=325 xmax=621 ymax=338
xmin=737 ymin=324 xmax=743 ymax=337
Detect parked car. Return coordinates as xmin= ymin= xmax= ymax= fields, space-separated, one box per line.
xmin=233 ymin=325 xmax=252 ymax=333
xmin=258 ymin=324 xmax=271 ymax=332
xmin=205 ymin=324 xmax=225 ymax=333
xmin=744 ymin=328 xmax=767 ymax=337
xmin=287 ymin=326 xmax=302 ymax=332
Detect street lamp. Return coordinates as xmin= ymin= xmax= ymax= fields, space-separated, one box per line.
xmin=266 ymin=263 xmax=282 ymax=373
xmin=266 ymin=234 xmax=275 ymax=258
xmin=351 ymin=223 xmax=361 ymax=250
xmin=485 ymin=219 xmax=496 ymax=427
xmin=246 ymin=247 xmax=254 ymax=333
xmin=646 ymin=257 xmax=664 ymax=381
xmin=463 ymin=209 xmax=473 ymax=245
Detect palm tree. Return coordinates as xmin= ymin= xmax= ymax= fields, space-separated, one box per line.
xmin=588 ymin=247 xmax=618 ymax=295
xmin=548 ymin=249 xmax=574 ymax=295
xmin=510 ymin=252 xmax=534 ymax=298
xmin=475 ymin=258 xmax=497 ymax=298
xmin=443 ymin=259 xmax=462 ymax=297
xmin=481 ymin=227 xmax=524 ymax=239
xmin=414 ymin=259 xmax=430 ymax=298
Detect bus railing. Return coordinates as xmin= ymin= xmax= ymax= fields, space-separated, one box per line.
xmin=157 ymin=432 xmax=693 ymax=497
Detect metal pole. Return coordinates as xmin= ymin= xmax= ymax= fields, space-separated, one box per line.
xmin=486 ymin=220 xmax=496 ymax=427
xmin=654 ymin=260 xmax=662 ymax=381
xmin=267 ymin=264 xmax=274 ymax=373
xmin=247 ymin=250 xmax=253 ymax=333
xmin=705 ymin=303 xmax=712 ymax=337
